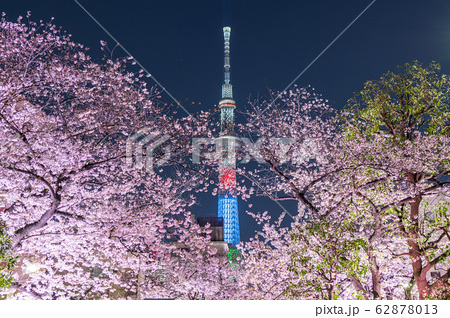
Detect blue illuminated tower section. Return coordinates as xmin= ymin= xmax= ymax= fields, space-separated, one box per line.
xmin=217 ymin=26 xmax=240 ymax=246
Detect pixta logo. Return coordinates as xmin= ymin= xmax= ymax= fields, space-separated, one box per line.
xmin=192 ymin=137 xmax=322 ymax=165
xmin=126 ymin=127 xmax=322 ymax=171
xmin=126 ymin=127 xmax=171 ymax=172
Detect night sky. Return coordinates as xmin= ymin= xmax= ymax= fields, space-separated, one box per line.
xmin=3 ymin=0 xmax=450 ymax=241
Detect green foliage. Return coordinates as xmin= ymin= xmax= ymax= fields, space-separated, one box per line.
xmin=343 ymin=61 xmax=450 ymax=141
xmin=0 ymin=221 xmax=17 ymax=289
xmin=227 ymin=247 xmax=241 ymax=264
xmin=287 ymin=218 xmax=370 ymax=299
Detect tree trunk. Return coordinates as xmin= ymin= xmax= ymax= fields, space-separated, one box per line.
xmin=327 ymin=282 xmax=335 ymax=300
xmin=349 ymin=275 xmax=369 ymax=299
xmin=404 ymin=277 xmax=415 ymax=299
xmin=11 ymin=198 xmax=60 ymax=250
xmin=368 ymin=204 xmax=382 ymax=299
xmin=408 ymin=192 xmax=429 ymax=299
xmin=385 ymin=287 xmax=393 ymax=300
xmin=370 ymin=255 xmax=381 ymax=299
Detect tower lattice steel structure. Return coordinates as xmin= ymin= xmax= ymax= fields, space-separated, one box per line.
xmin=217 ymin=26 xmax=240 ymax=246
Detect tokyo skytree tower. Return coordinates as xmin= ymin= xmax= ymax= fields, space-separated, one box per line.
xmin=217 ymin=26 xmax=240 ymax=246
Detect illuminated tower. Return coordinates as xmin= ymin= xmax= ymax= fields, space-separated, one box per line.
xmin=217 ymin=26 xmax=240 ymax=246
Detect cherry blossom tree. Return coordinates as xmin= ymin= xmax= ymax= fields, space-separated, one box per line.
xmin=0 ymin=14 xmax=225 ymax=299
xmin=341 ymin=61 xmax=450 ymax=299
xmin=232 ymin=211 xmax=296 ymax=299
xmin=235 ymin=87 xmax=371 ymax=299
xmin=238 ymin=71 xmax=450 ymax=300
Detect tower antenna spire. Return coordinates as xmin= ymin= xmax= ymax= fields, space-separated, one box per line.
xmin=223 ymin=27 xmax=231 ymax=83
xmin=222 ymin=27 xmax=233 ymax=99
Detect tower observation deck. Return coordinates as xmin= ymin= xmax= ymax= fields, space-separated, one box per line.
xmin=217 ymin=26 xmax=240 ymax=246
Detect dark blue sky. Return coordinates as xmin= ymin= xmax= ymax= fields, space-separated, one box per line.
xmin=4 ymin=0 xmax=450 ymax=110
xmin=3 ymin=0 xmax=450 ymax=241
